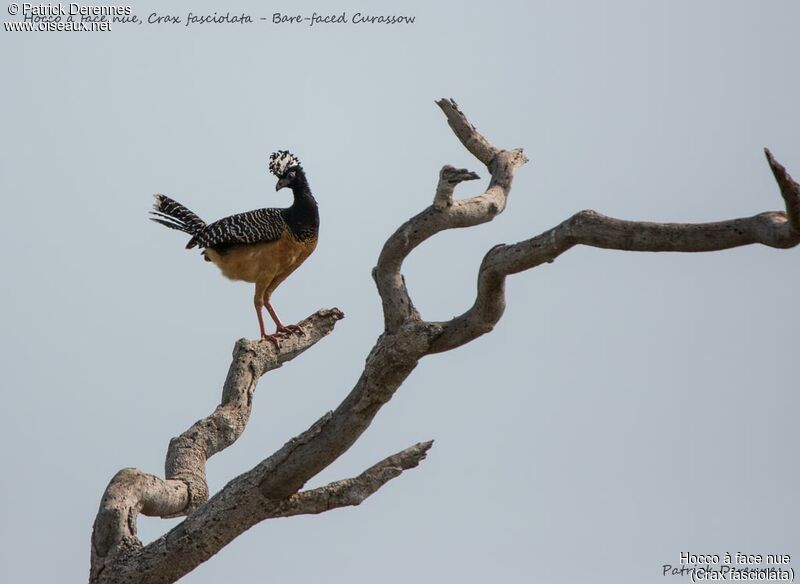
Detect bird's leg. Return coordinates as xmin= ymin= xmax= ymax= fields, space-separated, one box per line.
xmin=265 ymin=300 xmax=303 ymax=336
xmin=255 ymin=303 xmax=269 ymax=338
xmin=254 ymin=287 xmax=280 ymax=347
xmin=255 ymin=303 xmax=280 ymax=347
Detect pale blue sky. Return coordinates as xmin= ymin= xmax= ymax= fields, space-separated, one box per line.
xmin=1 ymin=1 xmax=798 ymax=582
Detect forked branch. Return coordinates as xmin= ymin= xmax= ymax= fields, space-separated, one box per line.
xmin=428 ymin=147 xmax=800 ymax=353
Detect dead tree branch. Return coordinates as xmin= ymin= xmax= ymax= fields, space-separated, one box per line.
xmin=91 ymin=99 xmax=799 ymax=583
xmin=112 ymin=441 xmax=432 ymax=584
xmin=429 ymin=147 xmax=799 ymax=353
xmin=91 ymin=309 xmax=348 ymax=581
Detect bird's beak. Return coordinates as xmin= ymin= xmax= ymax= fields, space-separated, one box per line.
xmin=276 ymin=177 xmax=290 ymax=191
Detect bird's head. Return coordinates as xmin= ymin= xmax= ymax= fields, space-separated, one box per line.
xmin=269 ymin=150 xmax=303 ymax=191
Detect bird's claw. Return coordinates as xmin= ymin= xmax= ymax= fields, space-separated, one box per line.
xmin=259 ymin=324 xmax=304 ymax=346
xmin=276 ymin=324 xmax=305 ymax=336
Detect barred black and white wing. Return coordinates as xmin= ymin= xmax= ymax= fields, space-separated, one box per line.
xmin=186 ymin=208 xmax=287 ymax=250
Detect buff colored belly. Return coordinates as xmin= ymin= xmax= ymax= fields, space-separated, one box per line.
xmin=204 ymin=233 xmax=318 ymax=292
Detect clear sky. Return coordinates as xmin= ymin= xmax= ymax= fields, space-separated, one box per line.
xmin=1 ymin=1 xmax=798 ymax=582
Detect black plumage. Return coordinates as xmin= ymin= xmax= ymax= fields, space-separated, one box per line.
xmin=151 ymin=158 xmax=318 ymax=253
xmin=187 ymin=207 xmax=288 ymax=250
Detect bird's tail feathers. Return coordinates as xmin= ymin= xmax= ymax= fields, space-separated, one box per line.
xmin=150 ymin=194 xmax=206 ymax=237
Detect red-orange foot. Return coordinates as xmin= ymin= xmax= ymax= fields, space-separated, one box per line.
xmin=276 ymin=324 xmax=304 ymax=336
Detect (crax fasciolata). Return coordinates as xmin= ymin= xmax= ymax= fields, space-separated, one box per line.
xmin=151 ymin=150 xmax=319 ymax=344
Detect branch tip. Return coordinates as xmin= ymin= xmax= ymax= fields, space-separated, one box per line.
xmin=764 ymin=148 xmax=800 ymax=231
xmin=398 ymin=439 xmax=434 ymax=469
xmin=441 ymin=165 xmax=480 ymax=183
xmin=436 ymin=98 xmax=498 ymax=166
xmin=509 ymin=147 xmax=529 ymax=168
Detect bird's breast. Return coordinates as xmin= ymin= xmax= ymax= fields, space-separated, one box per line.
xmin=204 ymin=233 xmax=317 ymax=285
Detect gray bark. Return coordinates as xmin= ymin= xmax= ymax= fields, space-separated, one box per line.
xmin=90 ymin=99 xmax=799 ymax=583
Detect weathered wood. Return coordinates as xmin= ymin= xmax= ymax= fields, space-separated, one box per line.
xmin=90 ymin=99 xmax=799 ymax=583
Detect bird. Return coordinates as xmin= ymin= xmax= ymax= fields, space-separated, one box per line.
xmin=150 ymin=150 xmax=319 ymax=344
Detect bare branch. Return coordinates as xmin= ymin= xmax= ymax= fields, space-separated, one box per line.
xmin=91 ymin=470 xmax=188 ymax=565
xmin=91 ymin=309 xmax=344 ymax=581
xmin=120 ymin=442 xmax=433 ymax=583
xmin=164 ymin=308 xmax=344 ymax=513
xmin=430 ymin=154 xmax=800 ymax=353
xmin=264 ymin=440 xmax=433 ymax=517
xmin=436 ymin=97 xmax=498 ymax=165
xmin=252 ymin=321 xmax=433 ymax=500
xmin=374 ymin=99 xmax=528 ymax=331
xmin=433 ymin=165 xmax=480 ymax=210
xmin=765 ymin=147 xmax=800 ymax=232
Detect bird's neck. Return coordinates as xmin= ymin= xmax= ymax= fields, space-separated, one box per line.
xmin=289 ymin=170 xmax=312 ymax=200
xmin=287 ymin=170 xmax=319 ymax=225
